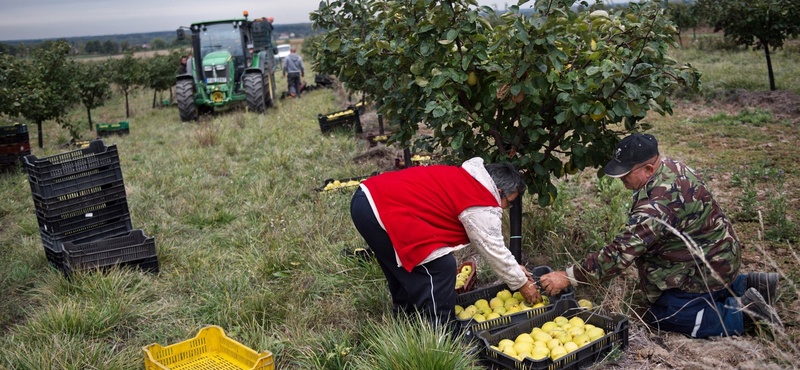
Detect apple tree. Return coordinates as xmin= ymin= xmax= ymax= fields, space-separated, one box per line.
xmin=75 ymin=60 xmax=113 ymax=130
xmin=111 ymin=52 xmax=143 ymax=118
xmin=698 ymin=0 xmax=800 ymax=91
xmin=310 ymin=0 xmax=700 ymax=206
xmin=0 ymin=40 xmax=77 ymax=148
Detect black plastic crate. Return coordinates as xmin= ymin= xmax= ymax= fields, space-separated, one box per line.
xmin=0 ymin=151 xmax=29 ymax=165
xmin=62 ymin=229 xmax=156 ymax=271
xmin=32 ymin=181 xmax=127 ymax=217
xmin=27 ymin=163 xmax=124 ymax=199
xmin=23 ymin=140 xmax=119 ymax=182
xmin=318 ymin=108 xmax=363 ymax=134
xmin=0 ymin=132 xmax=29 ymax=145
xmin=40 ymin=215 xmax=132 ymax=256
xmin=62 ymin=255 xmax=159 ymax=276
xmin=0 ymin=123 xmax=28 ymax=135
xmin=36 ymin=198 xmax=131 ymax=235
xmin=98 ymin=128 xmax=130 ymax=137
xmin=477 ymin=299 xmax=629 ymax=370
xmin=41 ymin=218 xmax=133 ymax=271
xmin=316 ymin=171 xmax=380 ymax=192
xmin=455 ymin=266 xmax=575 ymax=341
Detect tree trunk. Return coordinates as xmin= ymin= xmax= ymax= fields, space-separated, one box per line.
xmin=37 ymin=119 xmax=43 ymax=148
xmin=153 ymin=89 xmax=157 ymax=109
xmin=125 ymin=91 xmax=130 ymax=118
xmin=677 ymin=33 xmax=683 ymax=48
xmin=87 ymin=106 xmax=93 ymax=130
xmin=763 ymin=42 xmax=776 ymax=91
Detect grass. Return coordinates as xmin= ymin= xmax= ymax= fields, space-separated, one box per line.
xmin=672 ymin=34 xmax=800 ymax=97
xmin=1 ymin=31 xmax=799 ymax=369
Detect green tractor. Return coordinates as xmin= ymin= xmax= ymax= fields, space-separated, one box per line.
xmin=176 ymin=11 xmax=278 ymax=121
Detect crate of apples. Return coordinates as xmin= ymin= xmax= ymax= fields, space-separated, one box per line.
xmin=454 ymin=266 xmax=575 ymax=341
xmin=478 ymin=299 xmax=629 ymax=370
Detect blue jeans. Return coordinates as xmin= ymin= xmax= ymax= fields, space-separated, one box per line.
xmin=646 ymin=274 xmax=747 ymax=338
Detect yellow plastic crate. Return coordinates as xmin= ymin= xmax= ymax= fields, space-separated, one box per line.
xmin=143 ymin=326 xmax=274 ymax=370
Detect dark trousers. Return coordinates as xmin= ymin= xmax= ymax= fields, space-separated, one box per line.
xmin=350 ymin=188 xmax=456 ymax=326
xmin=645 ymin=274 xmax=747 ymax=338
xmin=287 ymin=72 xmax=301 ymax=97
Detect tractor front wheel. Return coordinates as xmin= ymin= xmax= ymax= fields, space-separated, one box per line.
xmin=177 ymin=79 xmax=197 ymax=122
xmin=245 ymin=73 xmax=266 ymax=113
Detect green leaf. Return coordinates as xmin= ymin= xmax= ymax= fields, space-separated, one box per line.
xmin=447 ymin=29 xmax=459 ymax=42
xmin=586 ymin=66 xmax=601 ymax=76
xmin=533 ymin=163 xmax=547 ymax=176
xmin=329 ymin=39 xmax=341 ymax=51
xmin=555 ymin=110 xmax=568 ymax=124
xmin=415 ymin=76 xmax=429 ymax=87
xmin=451 ymin=131 xmax=465 ymax=149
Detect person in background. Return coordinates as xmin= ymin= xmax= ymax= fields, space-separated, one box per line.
xmin=350 ymin=157 xmax=542 ymax=326
xmin=282 ymin=47 xmax=304 ymax=98
xmin=178 ymin=55 xmax=188 ymax=75
xmin=540 ymin=133 xmax=782 ymax=338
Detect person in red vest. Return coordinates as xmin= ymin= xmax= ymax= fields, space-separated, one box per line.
xmin=350 ymin=157 xmax=541 ymax=326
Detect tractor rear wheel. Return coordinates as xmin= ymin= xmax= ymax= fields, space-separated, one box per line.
xmin=245 ymin=73 xmax=266 ymax=113
xmin=176 ymin=79 xmax=197 ymax=122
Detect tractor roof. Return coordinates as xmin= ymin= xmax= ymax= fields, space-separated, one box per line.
xmin=191 ymin=18 xmax=248 ymax=26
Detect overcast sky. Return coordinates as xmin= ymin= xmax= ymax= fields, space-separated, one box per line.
xmin=0 ymin=0 xmax=550 ymax=42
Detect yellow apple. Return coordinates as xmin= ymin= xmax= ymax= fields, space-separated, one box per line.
xmin=586 ymin=327 xmax=605 ymax=342
xmin=533 ymin=331 xmax=552 ymax=343
xmin=550 ymin=346 xmax=567 ymax=361
xmin=530 ymin=346 xmax=550 ymax=360
xmin=497 ymin=289 xmax=513 ymax=301
xmin=569 ymin=317 xmax=585 ymax=327
xmin=564 ymin=341 xmax=579 ymax=353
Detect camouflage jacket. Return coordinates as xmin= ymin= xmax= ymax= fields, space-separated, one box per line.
xmin=571 ymin=157 xmax=741 ymax=303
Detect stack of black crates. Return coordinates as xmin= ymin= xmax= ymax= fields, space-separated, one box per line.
xmin=0 ymin=123 xmax=31 ymax=172
xmin=23 ymin=139 xmax=158 ymax=276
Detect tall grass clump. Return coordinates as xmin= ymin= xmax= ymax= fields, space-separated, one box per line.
xmin=352 ymin=314 xmax=483 ymax=370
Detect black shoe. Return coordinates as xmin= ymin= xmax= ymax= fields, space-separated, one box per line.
xmin=341 ymin=247 xmax=374 ymax=261
xmin=741 ymin=288 xmax=783 ymax=327
xmin=747 ymin=272 xmax=779 ymax=305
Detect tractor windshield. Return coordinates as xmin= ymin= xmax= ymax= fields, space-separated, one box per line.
xmin=199 ymin=23 xmax=243 ymax=59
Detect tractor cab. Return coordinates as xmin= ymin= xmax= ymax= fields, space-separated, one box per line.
xmin=192 ymin=21 xmax=248 ymax=95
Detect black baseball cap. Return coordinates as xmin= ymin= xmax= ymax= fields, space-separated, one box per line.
xmin=604 ymin=133 xmax=659 ymax=178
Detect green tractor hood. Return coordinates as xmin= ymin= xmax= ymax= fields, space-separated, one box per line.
xmin=203 ymin=51 xmax=232 ymax=67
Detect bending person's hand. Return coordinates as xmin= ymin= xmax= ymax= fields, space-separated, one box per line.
xmin=519 ymin=264 xmax=532 ymax=280
xmin=540 ymin=271 xmax=571 ymax=296
xmin=518 ymin=280 xmax=541 ymax=305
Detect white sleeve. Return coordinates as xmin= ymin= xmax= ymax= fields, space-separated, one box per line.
xmin=459 ymin=206 xmax=528 ymax=290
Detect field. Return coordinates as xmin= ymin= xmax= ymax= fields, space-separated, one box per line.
xmin=1 ymin=33 xmax=799 ymax=369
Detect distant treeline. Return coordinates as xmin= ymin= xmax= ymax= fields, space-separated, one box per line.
xmin=0 ymin=23 xmax=318 ymax=57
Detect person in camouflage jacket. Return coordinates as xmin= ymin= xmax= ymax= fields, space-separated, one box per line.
xmin=541 ymin=134 xmax=780 ymax=338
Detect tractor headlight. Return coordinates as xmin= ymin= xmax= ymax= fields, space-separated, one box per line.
xmin=204 ymin=66 xmax=213 ymax=71
xmin=215 ymin=65 xmax=226 ymax=70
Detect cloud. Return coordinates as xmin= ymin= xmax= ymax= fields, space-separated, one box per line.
xmin=0 ymin=0 xmax=323 ymax=41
